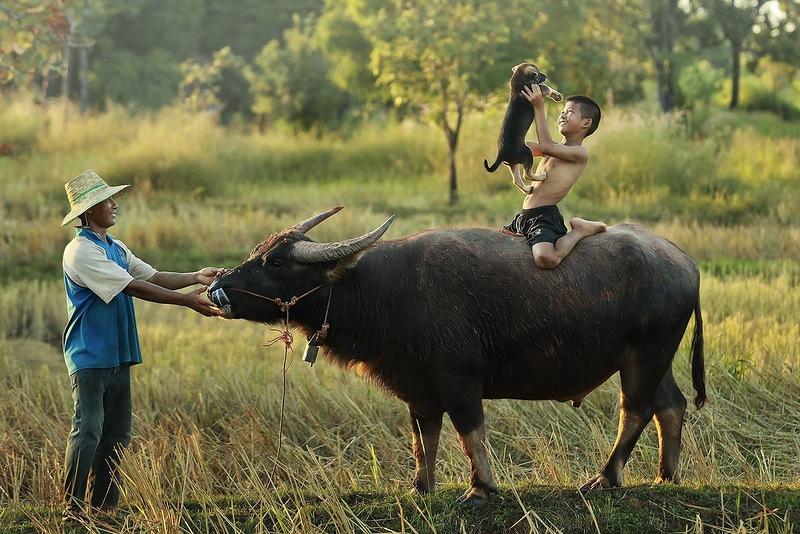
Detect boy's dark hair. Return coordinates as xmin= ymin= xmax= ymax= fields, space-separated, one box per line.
xmin=565 ymin=95 xmax=601 ymax=138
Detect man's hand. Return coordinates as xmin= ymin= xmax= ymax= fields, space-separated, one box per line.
xmin=195 ymin=267 xmax=225 ymax=286
xmin=521 ymin=84 xmax=545 ymax=108
xmin=184 ymin=286 xmax=222 ymax=317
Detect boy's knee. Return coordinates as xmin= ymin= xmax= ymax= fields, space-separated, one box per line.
xmin=532 ymin=248 xmax=560 ymax=269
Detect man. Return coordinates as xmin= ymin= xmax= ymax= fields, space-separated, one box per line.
xmin=60 ymin=169 xmax=222 ymax=521
xmin=502 ymin=85 xmax=607 ymax=268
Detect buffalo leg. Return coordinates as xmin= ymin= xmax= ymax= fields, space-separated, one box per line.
xmin=581 ymin=362 xmax=667 ymax=492
xmin=447 ymin=401 xmax=498 ymax=504
xmin=652 ymin=368 xmax=687 ymax=483
xmin=409 ymin=406 xmax=443 ymax=494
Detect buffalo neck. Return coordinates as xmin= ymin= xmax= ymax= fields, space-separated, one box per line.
xmin=288 ymin=248 xmax=399 ymax=365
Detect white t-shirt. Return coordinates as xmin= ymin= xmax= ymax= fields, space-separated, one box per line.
xmin=63 ymin=231 xmax=157 ymax=304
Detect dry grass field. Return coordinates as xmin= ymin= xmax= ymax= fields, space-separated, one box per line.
xmin=1 ymin=95 xmax=799 ymax=532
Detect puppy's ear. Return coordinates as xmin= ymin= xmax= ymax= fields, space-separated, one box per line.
xmin=511 ymin=64 xmax=521 ymax=73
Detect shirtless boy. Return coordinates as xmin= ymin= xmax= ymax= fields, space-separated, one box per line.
xmin=502 ymin=84 xmax=607 ymax=269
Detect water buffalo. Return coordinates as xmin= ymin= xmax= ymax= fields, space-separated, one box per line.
xmin=208 ymin=207 xmax=705 ymax=504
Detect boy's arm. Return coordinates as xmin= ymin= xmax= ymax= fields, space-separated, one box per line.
xmin=522 ymin=85 xmax=588 ymax=164
xmin=525 ymin=141 xmax=544 ymax=157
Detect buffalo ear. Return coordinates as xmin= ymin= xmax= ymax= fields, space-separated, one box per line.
xmin=326 ymin=250 xmax=367 ymax=281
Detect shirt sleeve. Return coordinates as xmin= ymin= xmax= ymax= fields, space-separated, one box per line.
xmin=116 ymin=239 xmax=157 ymax=281
xmin=63 ymin=240 xmax=134 ymax=304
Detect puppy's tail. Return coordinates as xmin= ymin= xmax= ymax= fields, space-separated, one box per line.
xmin=484 ymin=157 xmax=501 ymax=173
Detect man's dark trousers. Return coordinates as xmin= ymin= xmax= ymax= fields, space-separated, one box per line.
xmin=64 ymin=365 xmax=132 ymax=511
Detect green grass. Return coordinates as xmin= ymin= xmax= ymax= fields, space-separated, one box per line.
xmin=1 ymin=94 xmax=799 ymax=281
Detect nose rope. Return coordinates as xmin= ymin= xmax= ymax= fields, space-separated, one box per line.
xmin=226 ymin=284 xmax=325 ymax=314
xmin=223 ymin=283 xmax=332 ymax=481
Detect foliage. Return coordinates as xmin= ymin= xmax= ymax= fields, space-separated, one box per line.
xmin=753 ymin=0 xmax=800 ymax=68
xmin=688 ymin=0 xmax=774 ymax=109
xmin=724 ymin=73 xmax=800 ymax=119
xmin=679 ymin=59 xmax=726 ymax=108
xmin=353 ymin=0 xmax=523 ymax=203
xmin=199 ymin=0 xmax=322 ymax=60
xmin=91 ymin=48 xmax=181 ymax=110
xmin=314 ymin=1 xmax=376 ymax=104
xmin=248 ymin=15 xmax=350 ymax=132
xmin=555 ymin=0 xmax=653 ymax=106
xmin=0 ymin=1 xmax=69 ymax=86
xmin=179 ymin=46 xmax=252 ymax=123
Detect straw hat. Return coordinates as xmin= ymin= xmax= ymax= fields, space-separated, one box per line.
xmin=62 ymin=170 xmax=130 ymax=226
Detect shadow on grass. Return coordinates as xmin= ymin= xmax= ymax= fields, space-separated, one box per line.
xmin=5 ymin=485 xmax=800 ymax=533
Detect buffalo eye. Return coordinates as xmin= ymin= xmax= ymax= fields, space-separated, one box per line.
xmin=266 ymin=259 xmax=282 ymax=270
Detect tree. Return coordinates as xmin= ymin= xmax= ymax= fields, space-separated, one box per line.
xmin=87 ymin=0 xmax=204 ymax=109
xmin=753 ymin=0 xmax=800 ymax=71
xmin=179 ymin=47 xmax=252 ymax=123
xmin=693 ymin=0 xmax=770 ymax=109
xmin=523 ymin=0 xmax=648 ymax=106
xmin=0 ymin=1 xmax=69 ymax=99
xmin=353 ymin=0 xmax=516 ymax=204
xmin=248 ymin=15 xmax=349 ymax=132
xmin=649 ymin=0 xmax=686 ymax=111
xmin=200 ymin=0 xmax=322 ymax=60
xmin=314 ymin=2 xmax=377 ymax=105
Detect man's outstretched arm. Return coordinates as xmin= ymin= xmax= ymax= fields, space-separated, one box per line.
xmin=148 ymin=267 xmax=224 ymax=290
xmin=124 ymin=280 xmax=221 ymax=317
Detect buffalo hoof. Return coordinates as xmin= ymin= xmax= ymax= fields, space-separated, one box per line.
xmin=579 ymin=474 xmax=617 ymax=493
xmin=653 ymin=474 xmax=680 ymax=485
xmin=457 ymin=487 xmax=491 ymax=506
xmin=411 ymin=480 xmax=433 ymax=495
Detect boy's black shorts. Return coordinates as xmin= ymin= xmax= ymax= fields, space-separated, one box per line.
xmin=503 ymin=205 xmax=568 ymax=247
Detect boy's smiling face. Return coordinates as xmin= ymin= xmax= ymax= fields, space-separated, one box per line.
xmin=557 ymin=101 xmax=591 ymax=138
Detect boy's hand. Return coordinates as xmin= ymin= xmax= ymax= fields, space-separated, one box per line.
xmin=521 ymin=84 xmax=545 ymax=108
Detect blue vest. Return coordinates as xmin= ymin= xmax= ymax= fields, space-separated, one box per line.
xmin=62 ymin=229 xmax=143 ymax=375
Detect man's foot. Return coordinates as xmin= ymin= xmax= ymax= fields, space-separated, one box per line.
xmin=570 ymin=217 xmax=607 ymax=237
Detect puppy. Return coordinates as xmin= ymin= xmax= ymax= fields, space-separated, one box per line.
xmin=484 ymin=63 xmax=563 ymax=193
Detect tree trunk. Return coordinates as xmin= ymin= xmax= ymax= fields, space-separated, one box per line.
xmin=730 ymin=40 xmax=741 ymax=109
xmin=79 ymin=0 xmax=89 ymax=114
xmin=62 ymin=27 xmax=71 ymax=127
xmin=448 ymin=137 xmax=458 ymax=205
xmin=653 ymin=0 xmax=679 ymax=112
xmin=39 ymin=71 xmax=50 ymax=106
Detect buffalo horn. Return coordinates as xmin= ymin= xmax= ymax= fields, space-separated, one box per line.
xmin=290 ymin=206 xmax=344 ymax=234
xmin=292 ymin=215 xmax=395 ymax=263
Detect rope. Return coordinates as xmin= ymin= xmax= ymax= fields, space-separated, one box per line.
xmin=226 ymin=284 xmax=330 ymax=480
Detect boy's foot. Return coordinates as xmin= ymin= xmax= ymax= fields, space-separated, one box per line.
xmin=570 ymin=217 xmax=607 ymax=237
xmin=500 ymin=228 xmax=523 ymax=237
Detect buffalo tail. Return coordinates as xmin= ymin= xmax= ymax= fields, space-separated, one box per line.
xmin=484 ymin=157 xmax=501 ymax=173
xmin=691 ymin=298 xmax=706 ymax=409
